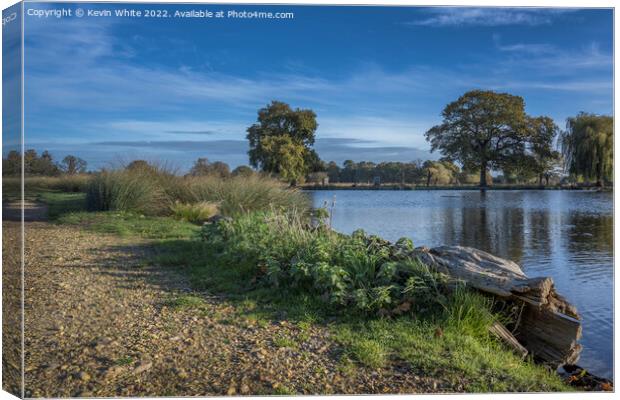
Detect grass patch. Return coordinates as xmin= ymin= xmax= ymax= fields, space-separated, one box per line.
xmin=56 ymin=211 xmax=199 ymax=239
xmin=333 ymin=316 xmax=567 ymax=392
xmin=164 ymin=294 xmax=207 ymax=310
xmin=273 ymin=335 xmax=298 ymax=349
xmin=272 ymin=385 xmax=296 ymax=395
xmin=348 ymin=338 xmax=388 ymax=369
xmin=37 ymin=191 xmax=87 ymax=219
xmin=115 ymin=356 xmax=134 ymax=366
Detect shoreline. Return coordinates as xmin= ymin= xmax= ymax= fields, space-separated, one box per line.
xmin=301 ymin=184 xmax=612 ymax=191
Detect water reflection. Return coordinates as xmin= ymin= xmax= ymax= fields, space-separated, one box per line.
xmin=310 ymin=189 xmax=613 ymax=378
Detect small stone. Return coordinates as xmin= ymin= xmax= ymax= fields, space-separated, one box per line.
xmin=227 ymin=385 xmax=236 ymax=395
xmin=77 ymin=371 xmax=91 ymax=382
xmin=240 ymin=384 xmax=250 ymax=394
xmin=104 ymin=366 xmax=123 ymax=379
xmin=133 ymin=361 xmax=152 ymax=374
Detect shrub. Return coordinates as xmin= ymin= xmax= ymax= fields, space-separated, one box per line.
xmin=201 ymin=210 xmax=462 ymax=315
xmin=170 ymin=201 xmax=219 ymax=224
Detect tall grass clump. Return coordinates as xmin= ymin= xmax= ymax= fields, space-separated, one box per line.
xmin=84 ymin=163 xmax=310 ymax=218
xmin=186 ymin=175 xmax=311 ymax=216
xmin=86 ymin=168 xmax=167 ymax=215
xmin=170 ymin=201 xmax=219 ymax=224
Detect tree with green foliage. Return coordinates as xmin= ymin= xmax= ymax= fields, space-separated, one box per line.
xmin=258 ymin=135 xmax=308 ymax=185
xmin=562 ymin=113 xmax=613 ymax=186
xmin=60 ymin=155 xmax=87 ymax=175
xmin=527 ymin=116 xmax=561 ymax=186
xmin=34 ymin=151 xmax=60 ymax=176
xmin=247 ymin=101 xmax=318 ymax=184
xmin=126 ymin=160 xmax=152 ymax=171
xmin=423 ymin=160 xmax=456 ymax=186
xmin=189 ymin=158 xmax=231 ymax=178
xmin=425 ymin=90 xmax=529 ymax=187
xmin=231 ymin=165 xmax=254 ymax=178
xmin=2 ymin=150 xmax=21 ymax=176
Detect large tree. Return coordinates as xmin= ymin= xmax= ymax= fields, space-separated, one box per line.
xmin=60 ymin=155 xmax=87 ymax=175
xmin=425 ymin=90 xmax=529 ymax=187
xmin=562 ymin=112 xmax=613 ymax=186
xmin=527 ymin=116 xmax=561 ymax=185
xmin=247 ymin=101 xmax=318 ymax=184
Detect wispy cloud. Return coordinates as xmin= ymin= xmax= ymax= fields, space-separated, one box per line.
xmin=496 ymin=43 xmax=556 ymax=55
xmin=23 ymin=9 xmax=612 ymax=168
xmin=407 ymin=8 xmax=566 ymax=27
xmin=165 ymin=130 xmax=217 ymax=135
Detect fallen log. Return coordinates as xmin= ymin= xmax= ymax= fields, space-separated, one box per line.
xmin=412 ymin=245 xmax=582 ymax=368
xmin=489 ymin=321 xmax=528 ymax=360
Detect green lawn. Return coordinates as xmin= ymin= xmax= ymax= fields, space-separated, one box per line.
xmin=36 ymin=190 xmax=199 ymax=239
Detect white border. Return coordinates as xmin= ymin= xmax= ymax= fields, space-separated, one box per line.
xmin=0 ymin=2 xmax=616 ymax=400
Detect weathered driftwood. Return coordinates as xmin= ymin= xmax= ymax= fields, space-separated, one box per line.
xmin=489 ymin=321 xmax=528 ymax=359
xmin=412 ymin=245 xmax=582 ymax=368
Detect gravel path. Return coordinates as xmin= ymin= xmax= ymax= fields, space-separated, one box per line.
xmin=20 ymin=221 xmax=451 ymax=397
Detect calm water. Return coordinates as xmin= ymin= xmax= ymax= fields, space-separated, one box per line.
xmin=310 ymin=190 xmax=613 ymax=378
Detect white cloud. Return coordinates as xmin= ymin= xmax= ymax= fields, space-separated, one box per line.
xmin=408 ymin=8 xmax=565 ymax=27
xmin=496 ymin=43 xmax=556 ymax=54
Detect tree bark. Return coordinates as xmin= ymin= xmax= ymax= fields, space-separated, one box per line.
xmin=479 ymin=161 xmax=488 ymax=188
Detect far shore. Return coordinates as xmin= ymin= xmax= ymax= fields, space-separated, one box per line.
xmin=301 ymin=183 xmax=612 ymax=191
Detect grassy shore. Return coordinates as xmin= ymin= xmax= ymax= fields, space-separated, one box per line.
xmin=17 ymin=169 xmax=572 ymax=394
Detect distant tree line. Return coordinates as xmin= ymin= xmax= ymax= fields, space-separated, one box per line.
xmin=307 ymin=159 xmax=492 ymax=186
xmin=246 ymin=94 xmax=613 ymax=187
xmin=5 ymin=93 xmax=611 ymax=188
xmin=3 ymin=149 xmax=87 ymax=176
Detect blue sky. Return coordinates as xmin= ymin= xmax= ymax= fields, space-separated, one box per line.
xmin=13 ymin=4 xmax=614 ymax=170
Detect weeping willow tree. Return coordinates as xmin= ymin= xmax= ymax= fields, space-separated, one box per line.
xmin=562 ymin=113 xmax=613 ymax=186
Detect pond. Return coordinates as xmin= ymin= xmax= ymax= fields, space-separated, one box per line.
xmin=310 ymin=189 xmax=613 ymax=379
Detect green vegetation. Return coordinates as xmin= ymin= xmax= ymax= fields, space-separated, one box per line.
xmin=425 ymin=90 xmax=560 ymax=187
xmin=145 ymin=210 xmax=566 ymax=392
xmin=170 ymin=201 xmax=219 ymax=224
xmin=38 ymin=192 xmax=87 ymax=219
xmin=164 ymin=294 xmax=207 ymax=310
xmin=26 ymin=170 xmax=570 ymax=392
xmin=247 ymin=100 xmax=322 ymax=185
xmin=334 ymin=317 xmax=565 ymax=392
xmin=57 ymin=212 xmax=199 ymax=239
xmin=3 ymin=149 xmax=86 ymax=176
xmin=562 ymin=112 xmax=613 ymax=187
xmin=84 ymin=165 xmax=310 ymax=217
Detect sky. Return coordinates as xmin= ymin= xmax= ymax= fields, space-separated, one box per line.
xmin=6 ymin=4 xmax=614 ymax=171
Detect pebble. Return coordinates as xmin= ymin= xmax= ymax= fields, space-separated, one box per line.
xmin=133 ymin=361 xmax=153 ymax=374
xmin=77 ymin=371 xmax=91 ymax=382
